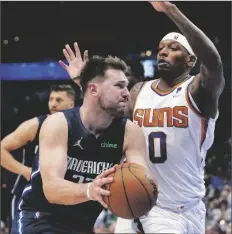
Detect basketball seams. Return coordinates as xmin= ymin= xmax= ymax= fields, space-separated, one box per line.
xmin=121 ymin=163 xmax=136 ymax=219
xmin=128 ymin=164 xmax=153 ymax=211
xmin=103 ymin=163 xmax=157 ymax=219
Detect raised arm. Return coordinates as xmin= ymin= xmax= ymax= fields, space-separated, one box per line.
xmin=1 ymin=118 xmax=39 ymax=181
xmin=39 ymin=112 xmax=115 ymax=207
xmin=150 ymin=2 xmax=225 ymax=118
xmin=59 ymin=42 xmax=88 ymax=88
xmin=123 ymin=119 xmax=148 ymax=169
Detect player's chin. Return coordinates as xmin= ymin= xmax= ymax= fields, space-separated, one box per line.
xmin=50 ymin=110 xmax=57 ymax=114
xmin=157 ymin=66 xmax=172 ymax=72
xmin=114 ymin=106 xmax=126 ymax=116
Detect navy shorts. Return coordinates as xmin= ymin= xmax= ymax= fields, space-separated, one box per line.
xmin=11 ymin=210 xmax=94 ymax=234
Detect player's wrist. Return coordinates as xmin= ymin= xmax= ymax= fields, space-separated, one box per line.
xmin=166 ymin=3 xmax=178 ymax=17
xmin=86 ymin=182 xmax=93 ymax=201
xmin=71 ymin=75 xmax=81 ymax=81
xmin=20 ymin=165 xmax=28 ymax=176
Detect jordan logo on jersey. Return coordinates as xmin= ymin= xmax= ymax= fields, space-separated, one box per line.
xmin=73 ymin=137 xmax=84 ymax=150
xmin=134 ymin=106 xmax=189 ymax=128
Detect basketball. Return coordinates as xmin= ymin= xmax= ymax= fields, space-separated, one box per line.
xmin=102 ymin=162 xmax=159 ymax=219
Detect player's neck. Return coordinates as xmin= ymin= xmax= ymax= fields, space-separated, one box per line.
xmin=160 ymin=71 xmax=190 ymax=88
xmin=79 ymin=104 xmax=114 ymax=137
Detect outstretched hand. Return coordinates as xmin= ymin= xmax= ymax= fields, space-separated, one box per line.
xmin=59 ymin=42 xmax=88 ymax=87
xmin=149 ymin=1 xmax=174 ymax=13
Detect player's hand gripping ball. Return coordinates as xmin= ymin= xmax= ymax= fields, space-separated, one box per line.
xmin=102 ymin=163 xmax=159 ymax=219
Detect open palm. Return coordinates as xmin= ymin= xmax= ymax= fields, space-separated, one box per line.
xmin=59 ymin=42 xmax=88 ymax=86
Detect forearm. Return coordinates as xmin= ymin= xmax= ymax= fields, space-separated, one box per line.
xmin=43 ymin=177 xmax=89 ymax=205
xmin=1 ymin=149 xmax=29 ymax=175
xmin=165 ymin=4 xmax=222 ymax=68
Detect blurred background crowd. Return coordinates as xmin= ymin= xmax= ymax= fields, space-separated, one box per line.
xmin=1 ymin=2 xmax=231 ymax=234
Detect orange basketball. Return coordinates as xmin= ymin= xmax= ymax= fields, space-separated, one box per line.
xmin=102 ymin=162 xmax=159 ymax=219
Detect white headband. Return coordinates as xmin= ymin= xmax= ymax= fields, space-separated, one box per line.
xmin=161 ymin=32 xmax=197 ymax=66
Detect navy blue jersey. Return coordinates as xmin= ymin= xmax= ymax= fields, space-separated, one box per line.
xmin=11 ymin=115 xmax=47 ymax=197
xmin=19 ymin=107 xmax=127 ymax=232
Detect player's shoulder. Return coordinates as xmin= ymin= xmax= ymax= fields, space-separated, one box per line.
xmin=36 ymin=114 xmax=48 ymax=123
xmin=125 ymin=119 xmax=143 ymax=134
xmin=20 ymin=116 xmax=40 ymax=130
xmin=42 ymin=112 xmax=67 ymax=128
xmin=131 ymin=82 xmax=145 ymax=92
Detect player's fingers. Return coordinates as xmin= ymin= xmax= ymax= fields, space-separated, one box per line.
xmin=96 ymin=177 xmax=114 ymax=187
xmin=98 ymin=167 xmax=116 ymax=179
xmin=83 ymin=50 xmax=89 ymax=63
xmin=65 ymin=44 xmax=75 ymax=60
xmin=74 ymin=42 xmax=81 ymax=59
xmin=63 ymin=49 xmax=71 ymax=63
xmin=58 ymin=60 xmax=68 ymax=70
xmin=98 ymin=198 xmax=108 ymax=209
xmin=100 ymin=188 xmax=110 ymax=196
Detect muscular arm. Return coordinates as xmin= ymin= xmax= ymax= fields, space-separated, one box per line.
xmin=124 ymin=82 xmax=144 ymax=120
xmin=152 ymin=2 xmax=225 ymax=118
xmin=39 ymin=113 xmax=88 ymax=205
xmin=1 ymin=118 xmax=39 ymax=180
xmin=123 ymin=120 xmax=148 ymax=170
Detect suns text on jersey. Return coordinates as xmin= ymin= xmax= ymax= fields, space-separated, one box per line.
xmin=134 ymin=106 xmax=189 ymax=128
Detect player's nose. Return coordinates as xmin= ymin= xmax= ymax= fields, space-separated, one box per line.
xmin=158 ymin=47 xmax=169 ymax=57
xmin=122 ymin=88 xmax=130 ymax=99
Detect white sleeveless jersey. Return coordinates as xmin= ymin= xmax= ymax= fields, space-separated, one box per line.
xmin=133 ymin=76 xmax=218 ymax=209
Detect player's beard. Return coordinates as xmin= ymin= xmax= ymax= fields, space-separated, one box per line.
xmin=157 ymin=65 xmax=187 ymax=82
xmin=99 ymin=96 xmax=125 ymax=117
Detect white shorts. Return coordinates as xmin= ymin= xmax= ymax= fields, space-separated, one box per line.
xmin=115 ymin=201 xmax=206 ymax=233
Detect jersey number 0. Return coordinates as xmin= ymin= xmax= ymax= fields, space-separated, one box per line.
xmin=149 ymin=132 xmax=167 ymax=163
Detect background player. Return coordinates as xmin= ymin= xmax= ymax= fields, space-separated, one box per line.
xmin=12 ymin=55 xmax=150 ymax=234
xmin=115 ymin=1 xmax=225 ymax=233
xmin=1 ymin=84 xmax=76 ymax=229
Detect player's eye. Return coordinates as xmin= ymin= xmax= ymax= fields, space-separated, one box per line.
xmin=170 ymin=47 xmax=178 ymax=51
xmin=115 ymin=84 xmax=124 ymax=88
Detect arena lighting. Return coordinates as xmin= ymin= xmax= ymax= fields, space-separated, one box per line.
xmin=12 ymin=107 xmax=19 ymax=114
xmin=25 ymin=96 xmax=31 ymax=101
xmin=146 ymin=50 xmax=152 ymax=56
xmin=140 ymin=52 xmax=146 ymax=57
xmin=3 ymin=40 xmax=8 ymax=45
xmin=14 ymin=36 xmax=19 ymax=42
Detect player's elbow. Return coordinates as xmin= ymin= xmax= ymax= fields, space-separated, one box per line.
xmin=43 ymin=181 xmax=58 ymax=204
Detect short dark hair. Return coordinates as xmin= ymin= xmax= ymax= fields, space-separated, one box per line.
xmin=50 ymin=84 xmax=76 ymax=100
xmin=80 ymin=55 xmax=128 ymax=94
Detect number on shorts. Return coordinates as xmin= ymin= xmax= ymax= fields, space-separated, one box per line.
xmin=149 ymin=132 xmax=167 ymax=163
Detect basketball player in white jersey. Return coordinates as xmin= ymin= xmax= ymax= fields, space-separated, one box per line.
xmin=115 ymin=1 xmax=225 ymax=233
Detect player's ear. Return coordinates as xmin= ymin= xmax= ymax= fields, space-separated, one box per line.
xmin=69 ymin=101 xmax=74 ymax=108
xmin=88 ymin=83 xmax=99 ymax=97
xmin=186 ymin=55 xmax=196 ymax=68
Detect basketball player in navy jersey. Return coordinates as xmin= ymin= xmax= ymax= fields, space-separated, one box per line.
xmin=11 ymin=56 xmax=149 ymax=234
xmin=115 ymin=1 xmax=225 ymax=233
xmin=1 ymin=85 xmax=75 ymax=229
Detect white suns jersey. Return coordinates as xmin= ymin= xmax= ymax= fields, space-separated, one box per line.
xmin=133 ymin=76 xmax=218 ymax=209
